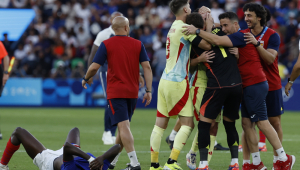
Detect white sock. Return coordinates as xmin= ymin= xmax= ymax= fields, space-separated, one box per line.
xmin=273 ymin=155 xmax=279 ymax=163
xmin=251 ymin=152 xmax=261 ymax=165
xmin=276 ymin=147 xmax=287 ymax=162
xmin=243 ymin=160 xmax=251 ymax=165
xmin=169 ymin=130 xmax=177 ymax=141
xmin=189 ymin=150 xmax=196 ymax=155
xmin=231 ymin=158 xmax=239 ymax=165
xmin=258 ymin=142 xmax=265 ymax=147
xmin=199 ymin=161 xmax=208 ymax=168
xmin=214 ymin=140 xmax=218 ymax=146
xmin=111 ymin=152 xmax=121 ymax=166
xmin=128 ymin=151 xmax=139 ymax=167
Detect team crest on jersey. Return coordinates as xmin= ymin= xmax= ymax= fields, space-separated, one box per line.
xmin=260 ymin=41 xmax=264 ymax=47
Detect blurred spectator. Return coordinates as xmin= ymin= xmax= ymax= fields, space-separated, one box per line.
xmin=2 ymin=33 xmax=11 ymax=56
xmin=211 ymin=1 xmax=225 ymax=23
xmin=71 ymin=62 xmax=85 ymax=78
xmin=278 ymin=62 xmax=289 ymax=80
xmin=76 ymin=27 xmax=91 ymax=48
xmin=152 ymin=43 xmax=166 ymax=80
xmin=51 ymin=60 xmax=67 ymax=79
xmin=14 ymin=44 xmax=27 ymax=63
xmin=135 ymin=8 xmax=146 ymax=26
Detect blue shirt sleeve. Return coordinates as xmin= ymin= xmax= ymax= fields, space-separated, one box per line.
xmin=267 ymin=33 xmax=280 ymax=51
xmin=140 ymin=42 xmax=150 ymax=62
xmin=227 ymin=32 xmax=247 ymax=47
xmin=93 ymin=43 xmax=107 ymax=65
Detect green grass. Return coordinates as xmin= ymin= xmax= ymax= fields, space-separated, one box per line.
xmin=0 ymin=108 xmax=299 ymax=170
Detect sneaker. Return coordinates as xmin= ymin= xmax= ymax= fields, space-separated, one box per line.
xmin=228 ymin=163 xmax=239 ymax=170
xmin=272 ymin=160 xmax=281 ymax=170
xmin=242 ymin=163 xmax=251 ymax=170
xmin=280 ymin=154 xmax=295 ymax=170
xmin=238 ymin=145 xmax=243 ymax=152
xmin=214 ymin=143 xmax=229 ymax=150
xmin=186 ymin=152 xmax=197 ymax=170
xmin=0 ymin=133 xmax=2 ymax=140
xmin=0 ymin=164 xmax=9 ymax=170
xmin=163 ymin=162 xmax=183 ymax=170
xmin=258 ymin=145 xmax=267 ymax=152
xmin=150 ymin=167 xmax=163 ymax=170
xmin=165 ymin=136 xmax=174 ymax=150
xmin=195 ymin=166 xmax=210 ymax=170
xmin=122 ymin=163 xmax=141 ymax=170
xmin=251 ymin=162 xmax=267 ymax=170
xmin=108 ymin=164 xmax=115 ymax=169
xmin=102 ymin=131 xmax=114 ymax=145
xmin=112 ymin=136 xmax=116 ymax=144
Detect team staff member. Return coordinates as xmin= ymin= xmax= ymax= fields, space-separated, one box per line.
xmin=182 ymin=4 xmax=295 ymax=169
xmin=87 ymin=12 xmax=143 ymax=145
xmin=285 ymin=39 xmax=300 ymax=96
xmin=83 ymin=16 xmax=152 ymax=170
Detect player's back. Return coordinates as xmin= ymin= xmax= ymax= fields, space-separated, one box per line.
xmin=162 ymin=20 xmax=196 ymax=82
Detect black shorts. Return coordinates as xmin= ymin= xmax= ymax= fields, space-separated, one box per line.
xmin=200 ymin=85 xmax=242 ymax=120
xmin=266 ymin=88 xmax=284 ymax=117
xmin=108 ymin=98 xmax=137 ymax=126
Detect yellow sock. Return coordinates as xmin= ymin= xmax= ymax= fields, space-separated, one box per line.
xmin=208 ymin=135 xmax=216 ymax=163
xmin=150 ymin=125 xmax=165 ymax=163
xmin=191 ymin=130 xmax=198 ymax=153
xmin=170 ymin=125 xmax=192 ymax=161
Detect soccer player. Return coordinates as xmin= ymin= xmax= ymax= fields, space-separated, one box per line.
xmin=83 ymin=16 xmax=152 ymax=170
xmin=149 ymin=0 xmax=213 ymax=169
xmin=0 ymin=127 xmax=121 ymax=170
xmin=285 ymin=39 xmax=300 ymax=96
xmin=183 ymin=4 xmax=296 ymax=169
xmin=184 ymin=12 xmax=242 ymax=170
xmin=87 ymin=11 xmax=144 ymax=145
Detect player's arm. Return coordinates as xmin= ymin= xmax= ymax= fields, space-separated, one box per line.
xmin=88 ymin=44 xmax=99 ymax=66
xmin=285 ymin=48 xmax=300 ymax=96
xmin=82 ymin=43 xmax=107 ymax=89
xmin=140 ymin=43 xmax=152 ymax=107
xmin=244 ymin=32 xmax=278 ymax=65
xmin=63 ymin=142 xmax=91 ymax=161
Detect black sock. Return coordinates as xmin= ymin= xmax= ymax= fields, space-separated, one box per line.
xmin=151 ymin=163 xmax=160 ymax=168
xmin=223 ymin=120 xmax=239 ymax=159
xmin=198 ymin=120 xmax=212 ymax=161
xmin=167 ymin=158 xmax=177 ymax=164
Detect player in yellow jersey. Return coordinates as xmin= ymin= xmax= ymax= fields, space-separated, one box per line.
xmin=149 ymin=1 xmax=213 ymax=170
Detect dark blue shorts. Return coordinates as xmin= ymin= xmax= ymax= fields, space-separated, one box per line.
xmin=241 ymin=81 xmax=269 ymax=122
xmin=108 ymin=98 xmax=137 ymax=126
xmin=266 ymin=88 xmax=284 ymax=117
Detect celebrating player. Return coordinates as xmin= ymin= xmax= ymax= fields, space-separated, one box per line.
xmin=83 ymin=16 xmax=152 ymax=170
xmin=149 ymin=0 xmax=212 ymax=170
xmin=185 ymin=12 xmax=242 ymax=170
xmin=0 ymin=127 xmax=120 ymax=170
xmin=183 ymin=3 xmax=296 ymax=169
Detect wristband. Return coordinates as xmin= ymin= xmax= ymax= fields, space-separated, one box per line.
xmin=288 ymin=78 xmax=294 ymax=84
xmin=82 ymin=77 xmax=89 ymax=82
xmin=254 ymin=41 xmax=260 ymax=47
xmin=88 ymin=157 xmax=95 ymax=163
xmin=145 ymin=89 xmax=151 ymax=93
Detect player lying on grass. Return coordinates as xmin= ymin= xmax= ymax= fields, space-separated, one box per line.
xmin=0 ymin=127 xmax=120 ymax=170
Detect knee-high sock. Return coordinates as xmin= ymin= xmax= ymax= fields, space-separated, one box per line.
xmin=223 ymin=120 xmax=239 ymax=162
xmin=208 ymin=135 xmax=216 ymax=164
xmin=198 ymin=121 xmax=211 ymax=168
xmin=259 ymin=130 xmax=266 ymax=143
xmin=150 ymin=125 xmax=165 ymax=163
xmin=170 ymin=125 xmax=192 ymax=161
xmin=0 ymin=138 xmax=20 ymax=165
xmin=190 ymin=130 xmax=198 ymax=153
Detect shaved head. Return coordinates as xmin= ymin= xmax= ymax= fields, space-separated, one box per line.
xmin=112 ymin=16 xmax=130 ymax=36
xmin=110 ymin=12 xmax=123 ymax=23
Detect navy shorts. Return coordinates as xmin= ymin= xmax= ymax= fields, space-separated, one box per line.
xmin=266 ymin=88 xmax=284 ymax=117
xmin=108 ymin=98 xmax=137 ymax=126
xmin=241 ymin=81 xmax=269 ymax=122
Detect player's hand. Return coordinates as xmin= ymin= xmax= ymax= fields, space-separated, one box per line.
xmin=205 ymin=13 xmax=214 ymax=30
xmin=198 ymin=51 xmax=215 ymax=63
xmin=244 ymin=33 xmax=258 ymax=45
xmin=182 ymin=25 xmax=197 ymax=35
xmin=142 ymin=92 xmax=152 ymax=107
xmin=87 ymin=77 xmax=93 ymax=86
xmin=285 ymin=83 xmax=293 ymax=96
xmin=89 ymin=157 xmax=103 ymax=170
xmin=229 ymin=47 xmax=239 ymax=55
xmin=3 ymin=74 xmax=9 ymax=86
xmin=199 ymin=6 xmax=211 ymax=14
xmin=139 ymin=75 xmax=145 ymax=88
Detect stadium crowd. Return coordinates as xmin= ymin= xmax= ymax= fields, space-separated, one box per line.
xmin=1 ymin=0 xmax=300 ymax=80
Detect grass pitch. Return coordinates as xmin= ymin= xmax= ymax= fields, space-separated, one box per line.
xmin=0 ymin=108 xmax=299 ymax=170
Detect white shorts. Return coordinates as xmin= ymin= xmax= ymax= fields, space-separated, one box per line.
xmin=33 ymin=147 xmax=63 ymax=170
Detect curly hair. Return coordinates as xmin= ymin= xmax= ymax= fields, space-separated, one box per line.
xmin=169 ymin=0 xmax=189 ymax=15
xmin=243 ymin=3 xmax=267 ymax=26
xmin=186 ymin=12 xmax=204 ymax=29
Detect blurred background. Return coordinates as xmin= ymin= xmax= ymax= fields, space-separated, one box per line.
xmin=0 ymin=0 xmax=299 ymax=109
